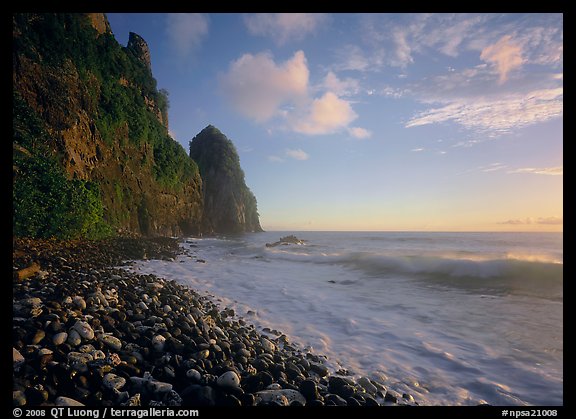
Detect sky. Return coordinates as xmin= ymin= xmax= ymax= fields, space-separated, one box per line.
xmin=106 ymin=13 xmax=563 ymax=232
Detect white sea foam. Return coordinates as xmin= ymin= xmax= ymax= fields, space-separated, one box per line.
xmin=129 ymin=231 xmax=563 ymax=406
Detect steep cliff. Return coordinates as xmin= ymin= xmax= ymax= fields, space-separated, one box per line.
xmin=190 ymin=126 xmax=263 ymax=234
xmin=13 ymin=13 xmax=203 ymax=238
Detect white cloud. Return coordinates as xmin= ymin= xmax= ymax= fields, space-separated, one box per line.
xmin=480 ymin=35 xmax=524 ymax=84
xmin=348 ymin=127 xmax=372 ymax=139
xmin=333 ymin=44 xmax=375 ymax=72
xmin=292 ymin=92 xmax=357 ymax=135
xmin=322 ymin=71 xmax=360 ymax=96
xmin=508 ymin=166 xmax=563 ymax=176
xmin=381 ymin=86 xmax=406 ymax=99
xmin=285 ymin=148 xmax=310 ymax=160
xmin=480 ymin=163 xmax=507 ymax=172
xmin=411 ymin=148 xmax=424 ymax=152
xmin=346 ymin=14 xmax=561 ymax=74
xmin=166 ymin=14 xmax=209 ymax=57
xmin=221 ymin=50 xmax=363 ymax=136
xmin=244 ymin=13 xmax=327 ymax=45
xmin=219 ymin=50 xmax=309 ymax=122
xmin=268 ymin=155 xmax=284 ymax=163
xmin=406 ymin=87 xmax=563 ymax=135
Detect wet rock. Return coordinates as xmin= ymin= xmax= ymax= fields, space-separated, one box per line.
xmin=260 ymin=337 xmax=276 ymax=353
xmin=384 ymin=390 xmax=399 ymax=403
xmin=402 ymin=393 xmax=415 ymax=403
xmin=299 ymin=379 xmax=319 ymax=401
xmin=357 ymin=376 xmax=378 ymax=394
xmin=328 ymin=376 xmax=356 ymax=398
xmin=310 ymin=363 xmax=329 ymax=377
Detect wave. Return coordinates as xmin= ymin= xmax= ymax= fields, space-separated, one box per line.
xmin=263 ymin=248 xmax=563 ymax=300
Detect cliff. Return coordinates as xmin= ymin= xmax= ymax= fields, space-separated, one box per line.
xmin=190 ymin=126 xmax=263 ymax=234
xmin=13 ymin=13 xmax=202 ymax=238
xmin=12 ymin=13 xmax=262 ymax=239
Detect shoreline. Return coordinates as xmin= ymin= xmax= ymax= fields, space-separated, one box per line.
xmin=12 ymin=236 xmax=417 ymax=407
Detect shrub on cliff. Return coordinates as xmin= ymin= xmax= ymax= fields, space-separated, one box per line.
xmin=13 ymin=94 xmax=112 ymax=239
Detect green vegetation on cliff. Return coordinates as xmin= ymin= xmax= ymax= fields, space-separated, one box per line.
xmin=13 ymin=13 xmax=203 ymax=238
xmin=13 ymin=93 xmax=111 ymax=239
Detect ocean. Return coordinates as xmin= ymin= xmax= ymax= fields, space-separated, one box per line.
xmin=129 ymin=231 xmax=563 ymax=406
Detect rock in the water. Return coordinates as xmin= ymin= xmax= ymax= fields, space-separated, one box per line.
xmin=55 ymin=396 xmax=85 ymax=406
xmin=265 ymin=235 xmax=306 ymax=247
xmin=217 ymin=371 xmax=241 ymax=389
xmin=357 ymin=376 xmax=378 ymax=394
xmin=384 ymin=390 xmax=399 ymax=403
xmin=103 ymin=373 xmax=127 ymax=391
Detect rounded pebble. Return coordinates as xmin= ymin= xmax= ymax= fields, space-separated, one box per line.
xmin=103 ymin=373 xmax=126 ymax=391
xmin=217 ymin=371 xmax=241 ymax=389
xmin=55 ymin=396 xmax=85 ymax=406
xmin=52 ymin=332 xmax=68 ymax=346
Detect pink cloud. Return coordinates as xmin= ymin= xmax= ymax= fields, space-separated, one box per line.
xmin=480 ymin=35 xmax=524 ymax=84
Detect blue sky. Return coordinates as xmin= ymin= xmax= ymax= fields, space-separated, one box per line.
xmin=107 ymin=13 xmax=563 ymax=231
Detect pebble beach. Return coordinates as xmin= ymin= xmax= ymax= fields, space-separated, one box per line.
xmin=12 ymin=237 xmax=416 ymax=407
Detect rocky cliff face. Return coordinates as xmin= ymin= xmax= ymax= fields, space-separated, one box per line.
xmin=127 ymin=32 xmax=152 ymax=71
xmin=190 ymin=126 xmax=263 ymax=234
xmin=13 ymin=13 xmax=203 ymax=237
xmin=13 ymin=13 xmax=263 ymax=239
